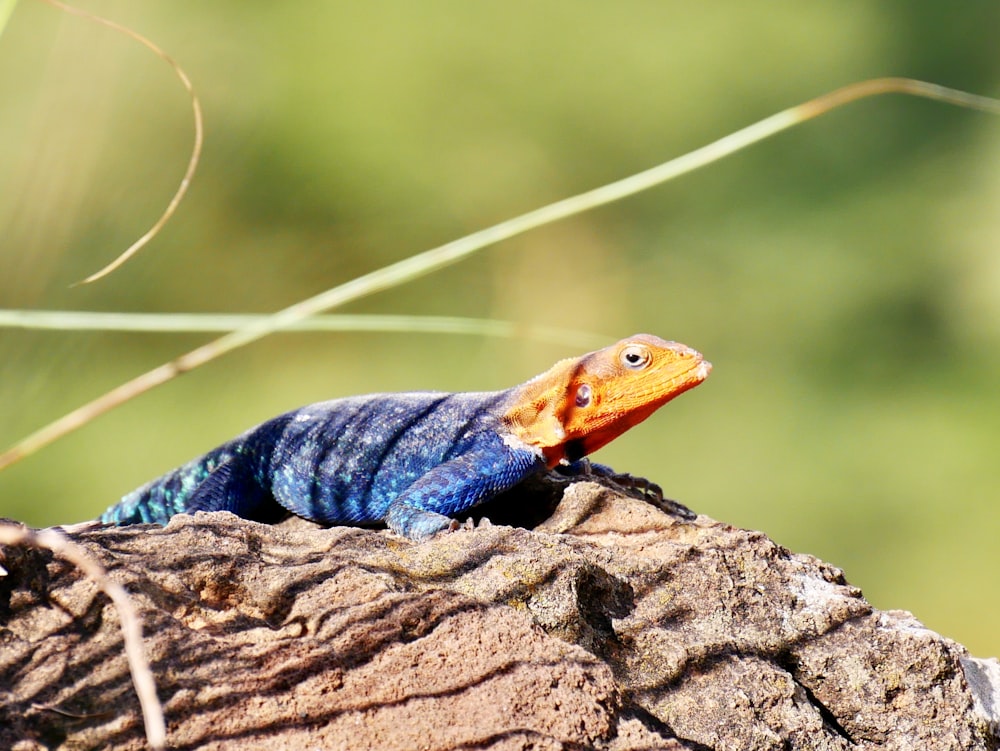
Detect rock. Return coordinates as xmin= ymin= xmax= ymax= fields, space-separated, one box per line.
xmin=0 ymin=480 xmax=996 ymax=750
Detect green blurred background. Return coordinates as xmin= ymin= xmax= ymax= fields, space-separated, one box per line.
xmin=1 ymin=2 xmax=998 ymax=655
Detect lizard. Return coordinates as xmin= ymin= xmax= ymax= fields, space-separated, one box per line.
xmin=99 ymin=334 xmax=711 ymax=540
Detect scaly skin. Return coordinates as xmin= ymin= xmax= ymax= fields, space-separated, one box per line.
xmin=100 ymin=335 xmax=711 ymax=540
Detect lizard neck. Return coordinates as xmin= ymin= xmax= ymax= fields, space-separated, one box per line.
xmin=499 ymin=335 xmax=711 ymax=468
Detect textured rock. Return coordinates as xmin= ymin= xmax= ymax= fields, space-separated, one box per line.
xmin=0 ymin=479 xmax=996 ymax=750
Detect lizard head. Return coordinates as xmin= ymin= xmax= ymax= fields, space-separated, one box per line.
xmin=503 ymin=334 xmax=711 ymax=467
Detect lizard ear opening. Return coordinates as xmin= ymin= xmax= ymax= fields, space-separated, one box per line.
xmin=574 ymin=383 xmax=592 ymax=408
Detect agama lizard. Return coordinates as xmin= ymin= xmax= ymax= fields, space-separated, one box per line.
xmin=99 ymin=334 xmax=711 ymax=540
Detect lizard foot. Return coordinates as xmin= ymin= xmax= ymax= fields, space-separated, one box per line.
xmin=603 ymin=472 xmax=696 ymax=520
xmin=558 ymin=459 xmax=697 ymax=520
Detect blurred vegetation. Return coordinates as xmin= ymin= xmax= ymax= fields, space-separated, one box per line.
xmin=1 ymin=2 xmax=998 ymax=656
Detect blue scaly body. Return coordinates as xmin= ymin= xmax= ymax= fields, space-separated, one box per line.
xmin=101 ymin=335 xmax=711 ymax=540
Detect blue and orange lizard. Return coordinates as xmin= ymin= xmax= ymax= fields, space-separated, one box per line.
xmin=100 ymin=335 xmax=711 ymax=540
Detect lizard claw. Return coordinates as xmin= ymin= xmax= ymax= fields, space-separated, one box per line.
xmin=613 ymin=473 xmax=695 ymax=519
xmin=609 ymin=472 xmax=663 ymax=502
xmin=559 ymin=460 xmax=696 ymax=520
xmin=642 ymin=493 xmax=696 ymax=521
xmin=446 ymin=517 xmax=493 ymax=534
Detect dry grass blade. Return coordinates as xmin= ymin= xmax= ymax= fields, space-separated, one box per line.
xmin=0 ymin=522 xmax=166 ymax=750
xmin=0 ymin=77 xmax=997 ymax=472
xmin=0 ymin=310 xmax=609 ymax=349
xmin=38 ymin=0 xmax=204 ymax=285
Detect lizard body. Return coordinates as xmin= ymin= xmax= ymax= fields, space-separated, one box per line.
xmin=100 ymin=334 xmax=711 ymax=540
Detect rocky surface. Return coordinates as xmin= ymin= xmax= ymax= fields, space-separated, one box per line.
xmin=1 ymin=479 xmax=997 ymax=750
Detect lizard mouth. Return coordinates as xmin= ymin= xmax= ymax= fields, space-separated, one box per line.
xmin=652 ymin=340 xmax=711 ymax=388
xmin=617 ymin=351 xmax=710 ymax=415
xmin=659 ymin=360 xmax=710 ymax=403
xmin=662 ymin=353 xmax=712 ymax=392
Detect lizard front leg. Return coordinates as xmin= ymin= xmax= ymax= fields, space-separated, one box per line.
xmin=385 ymin=439 xmax=543 ymax=541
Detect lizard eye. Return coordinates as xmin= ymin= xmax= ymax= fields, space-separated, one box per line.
xmin=574 ymin=383 xmax=592 ymax=408
xmin=620 ymin=344 xmax=651 ymax=370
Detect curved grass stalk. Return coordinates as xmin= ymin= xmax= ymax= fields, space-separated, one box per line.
xmin=37 ymin=0 xmax=204 ymax=285
xmin=0 ymin=78 xmax=997 ymax=471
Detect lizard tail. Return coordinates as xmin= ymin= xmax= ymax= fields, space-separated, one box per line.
xmin=99 ymin=446 xmax=238 ymax=525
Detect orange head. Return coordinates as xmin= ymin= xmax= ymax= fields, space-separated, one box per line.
xmin=502 ymin=334 xmax=711 ymax=467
